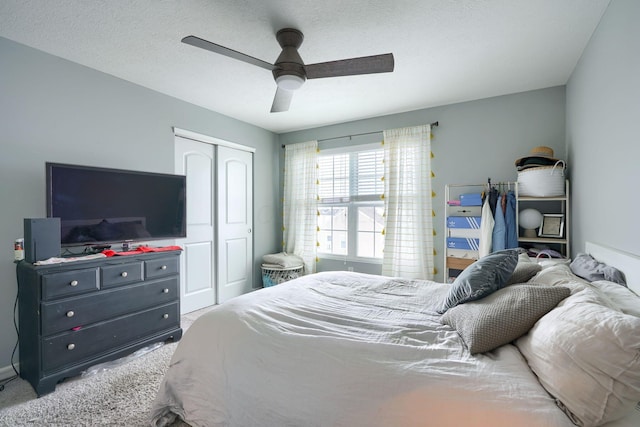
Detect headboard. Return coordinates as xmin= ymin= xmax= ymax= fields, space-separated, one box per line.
xmin=585 ymin=241 xmax=640 ymax=295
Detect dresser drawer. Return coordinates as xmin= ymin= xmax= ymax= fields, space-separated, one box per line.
xmin=41 ymin=268 xmax=99 ymax=301
xmin=145 ymin=256 xmax=180 ymax=280
xmin=41 ymin=277 xmax=179 ymax=335
xmin=101 ymin=261 xmax=144 ymax=288
xmin=42 ymin=302 xmax=180 ymax=373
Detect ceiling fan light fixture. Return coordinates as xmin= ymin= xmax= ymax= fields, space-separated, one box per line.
xmin=276 ymin=74 xmax=305 ymax=91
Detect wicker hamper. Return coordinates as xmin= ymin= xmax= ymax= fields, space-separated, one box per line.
xmin=517 ymin=160 xmax=566 ymax=197
xmin=261 ymin=264 xmax=304 ymax=287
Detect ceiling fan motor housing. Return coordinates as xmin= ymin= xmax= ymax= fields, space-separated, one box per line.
xmin=273 ymin=29 xmax=307 ymax=89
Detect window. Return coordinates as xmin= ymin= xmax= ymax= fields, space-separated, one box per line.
xmin=317 ymin=145 xmax=384 ymax=260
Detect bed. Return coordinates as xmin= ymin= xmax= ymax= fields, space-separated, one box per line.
xmin=150 ymin=242 xmax=640 ymax=427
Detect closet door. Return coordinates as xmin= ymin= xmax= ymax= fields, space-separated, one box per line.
xmin=174 ymin=136 xmax=216 ymax=313
xmin=217 ymin=146 xmax=254 ymax=303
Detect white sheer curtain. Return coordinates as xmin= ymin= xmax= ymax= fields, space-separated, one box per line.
xmin=283 ymin=141 xmax=318 ymax=274
xmin=382 ymin=124 xmax=434 ymax=279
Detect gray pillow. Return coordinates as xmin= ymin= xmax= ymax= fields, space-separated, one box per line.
xmin=505 ymin=262 xmax=542 ymax=286
xmin=442 ymin=285 xmax=570 ymax=354
xmin=437 ymin=249 xmax=519 ymax=314
xmin=570 ymin=253 xmax=627 ymax=286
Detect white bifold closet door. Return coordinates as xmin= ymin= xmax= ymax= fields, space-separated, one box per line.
xmin=174 ymin=133 xmax=254 ymax=314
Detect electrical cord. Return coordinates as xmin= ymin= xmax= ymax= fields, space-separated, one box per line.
xmin=1 ymin=265 xmax=22 ymax=392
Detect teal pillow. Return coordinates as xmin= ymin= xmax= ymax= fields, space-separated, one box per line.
xmin=437 ymin=249 xmax=519 ymax=314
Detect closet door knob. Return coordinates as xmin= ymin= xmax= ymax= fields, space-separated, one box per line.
xmin=161 ymin=265 xmax=167 ymax=270
xmin=70 ymin=280 xmax=78 ymax=287
xmin=163 ymin=288 xmax=169 ymax=294
xmin=66 ymin=311 xmax=75 ymax=318
xmin=163 ymin=314 xmax=169 ymax=319
xmin=67 ymin=343 xmax=76 ymax=350
xmin=120 ymin=271 xmax=128 ymax=278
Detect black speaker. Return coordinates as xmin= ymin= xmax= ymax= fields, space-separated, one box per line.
xmin=24 ymin=218 xmax=61 ymax=263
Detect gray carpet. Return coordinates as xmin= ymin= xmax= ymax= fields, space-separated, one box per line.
xmin=0 ymin=342 xmax=178 ymax=426
xmin=0 ymin=308 xmax=212 ymax=426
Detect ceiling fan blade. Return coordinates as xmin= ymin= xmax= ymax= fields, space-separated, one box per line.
xmin=182 ymin=35 xmax=275 ymax=71
xmin=305 ymin=53 xmax=394 ymax=79
xmin=270 ymin=87 xmax=294 ymax=113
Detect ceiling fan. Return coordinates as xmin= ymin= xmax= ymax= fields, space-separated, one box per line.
xmin=182 ymin=28 xmax=394 ymax=113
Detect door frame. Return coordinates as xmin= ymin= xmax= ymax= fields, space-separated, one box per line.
xmin=173 ymin=127 xmax=255 ymax=311
xmin=174 ymin=128 xmax=256 ymax=154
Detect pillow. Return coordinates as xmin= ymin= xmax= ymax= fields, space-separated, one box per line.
xmin=570 ymin=253 xmax=627 ymax=286
xmin=441 ymin=284 xmax=569 ymax=354
xmin=515 ymin=287 xmax=640 ymax=426
xmin=528 ymin=263 xmax=592 ymax=293
xmin=437 ymin=249 xmax=519 ymax=314
xmin=505 ymin=262 xmax=541 ymax=286
xmin=590 ymin=280 xmax=640 ymax=317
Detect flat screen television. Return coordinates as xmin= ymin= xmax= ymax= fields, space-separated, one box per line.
xmin=46 ymin=162 xmax=186 ymax=247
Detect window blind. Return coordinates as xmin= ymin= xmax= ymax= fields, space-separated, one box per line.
xmin=318 ymin=148 xmax=383 ymax=203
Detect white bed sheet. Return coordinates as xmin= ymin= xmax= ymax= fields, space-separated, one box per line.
xmin=150 ymin=271 xmax=577 ymax=427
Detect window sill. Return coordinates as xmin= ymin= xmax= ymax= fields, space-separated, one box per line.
xmin=317 ymin=254 xmax=382 ymax=265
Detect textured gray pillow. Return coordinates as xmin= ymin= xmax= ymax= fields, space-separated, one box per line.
xmin=441 ymin=284 xmax=570 ymax=354
xmin=437 ymin=249 xmax=519 ymax=314
xmin=506 ymin=262 xmax=542 ymax=286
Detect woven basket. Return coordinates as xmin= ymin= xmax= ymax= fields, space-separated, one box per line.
xmin=261 ymin=265 xmax=304 ymax=287
xmin=517 ymin=160 xmax=565 ymax=197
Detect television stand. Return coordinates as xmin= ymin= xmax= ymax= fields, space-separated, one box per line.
xmin=16 ymin=250 xmax=182 ymax=396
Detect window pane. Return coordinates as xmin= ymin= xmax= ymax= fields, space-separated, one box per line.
xmin=318 ymin=206 xmax=348 ymax=255
xmin=358 ymin=206 xmax=375 ymax=231
xmin=333 ymin=230 xmax=348 ymax=255
xmin=354 ymin=149 xmax=384 ymax=198
xmin=357 ymin=205 xmax=384 ymax=258
xmin=318 ymin=154 xmax=349 ymax=201
xmin=374 ymin=232 xmax=384 ymax=258
xmin=357 ymin=232 xmax=375 ymax=257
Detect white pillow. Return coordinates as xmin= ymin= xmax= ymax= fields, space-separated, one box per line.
xmin=590 ymin=280 xmax=640 ymax=318
xmin=528 ymin=263 xmax=591 ymax=293
xmin=515 ymin=287 xmax=640 ymax=426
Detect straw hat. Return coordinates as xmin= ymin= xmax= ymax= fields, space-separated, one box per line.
xmin=515 ymin=146 xmax=562 ymax=170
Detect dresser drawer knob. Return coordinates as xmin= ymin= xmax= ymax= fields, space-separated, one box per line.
xmin=67 ymin=343 xmax=76 ymax=350
xmin=120 ymin=271 xmax=128 ymax=278
xmin=70 ymin=280 xmax=79 ymax=287
xmin=66 ymin=310 xmax=75 ymax=318
xmin=163 ymin=314 xmax=169 ymax=319
xmin=161 ymin=265 xmax=167 ymax=270
xmin=163 ymin=288 xmax=169 ymax=294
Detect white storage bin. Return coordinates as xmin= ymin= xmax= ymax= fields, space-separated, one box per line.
xmin=517 ymin=161 xmax=565 ymax=197
xmin=261 ymin=265 xmax=304 ymax=287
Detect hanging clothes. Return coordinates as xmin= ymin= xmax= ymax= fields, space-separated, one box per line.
xmin=479 ymin=193 xmax=494 ymax=258
xmin=505 ymin=190 xmax=518 ymax=249
xmin=488 ymin=186 xmax=499 ymax=217
xmin=492 ymin=190 xmax=506 ymax=252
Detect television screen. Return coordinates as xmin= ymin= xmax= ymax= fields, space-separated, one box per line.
xmin=46 ymin=162 xmax=186 ymax=247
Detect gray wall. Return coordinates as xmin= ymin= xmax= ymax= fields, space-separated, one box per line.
xmin=566 ymin=0 xmax=639 ymax=258
xmin=0 ymin=37 xmax=280 ymax=374
xmin=279 ymin=86 xmax=567 ymax=280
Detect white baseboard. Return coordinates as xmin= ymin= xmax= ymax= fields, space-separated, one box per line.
xmin=0 ymin=363 xmax=19 ymax=381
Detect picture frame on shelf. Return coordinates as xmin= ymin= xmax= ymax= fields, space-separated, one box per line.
xmin=539 ymin=214 xmax=564 ymax=238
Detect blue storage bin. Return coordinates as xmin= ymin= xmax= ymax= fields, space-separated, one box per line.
xmin=447 ymin=216 xmax=482 ymax=229
xmin=459 ymin=193 xmax=483 ymax=206
xmin=446 ymin=237 xmax=480 ymax=251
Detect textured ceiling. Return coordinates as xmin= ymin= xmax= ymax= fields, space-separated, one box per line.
xmin=0 ymin=0 xmax=610 ymax=133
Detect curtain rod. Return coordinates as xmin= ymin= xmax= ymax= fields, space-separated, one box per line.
xmin=281 ymin=121 xmax=439 ymax=148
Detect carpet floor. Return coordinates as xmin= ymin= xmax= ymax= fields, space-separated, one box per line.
xmin=0 ymin=307 xmax=213 ymax=427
